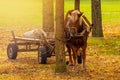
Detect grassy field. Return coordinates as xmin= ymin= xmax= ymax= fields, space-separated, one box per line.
xmin=0 ymin=0 xmax=119 ymax=35
xmin=0 ymin=0 xmax=120 ymax=80
xmin=65 ymin=0 xmax=120 ymax=25
xmin=0 ymin=0 xmax=119 ymax=25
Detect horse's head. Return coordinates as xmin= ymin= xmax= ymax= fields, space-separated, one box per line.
xmin=70 ymin=10 xmax=83 ymax=23
xmin=65 ymin=10 xmax=84 ymax=38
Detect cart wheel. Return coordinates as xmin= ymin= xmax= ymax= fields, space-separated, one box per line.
xmin=77 ymin=54 xmax=82 ymax=64
xmin=7 ymin=43 xmax=18 ymax=59
xmin=38 ymin=46 xmax=47 ymax=64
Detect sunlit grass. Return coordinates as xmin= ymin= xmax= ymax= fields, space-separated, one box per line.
xmin=65 ymin=0 xmax=120 ymax=26
xmin=88 ymin=37 xmax=120 ymax=55
xmin=0 ymin=0 xmax=119 ymax=26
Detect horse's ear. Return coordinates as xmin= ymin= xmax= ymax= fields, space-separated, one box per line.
xmin=91 ymin=24 xmax=94 ymax=27
xmin=78 ymin=12 xmax=84 ymax=17
xmin=68 ymin=10 xmax=74 ymax=15
xmin=65 ymin=10 xmax=74 ymax=18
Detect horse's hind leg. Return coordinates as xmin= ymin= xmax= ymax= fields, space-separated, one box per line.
xmin=82 ymin=45 xmax=87 ymax=71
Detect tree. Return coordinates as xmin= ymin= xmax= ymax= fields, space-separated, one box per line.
xmin=55 ymin=0 xmax=66 ymax=73
xmin=75 ymin=0 xmax=80 ymax=10
xmin=91 ymin=0 xmax=103 ymax=37
xmin=42 ymin=0 xmax=54 ymax=32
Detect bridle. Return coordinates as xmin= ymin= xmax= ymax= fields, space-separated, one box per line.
xmin=64 ymin=16 xmax=88 ymax=41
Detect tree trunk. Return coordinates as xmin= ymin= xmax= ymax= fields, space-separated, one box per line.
xmin=75 ymin=0 xmax=80 ymax=10
xmin=42 ymin=0 xmax=54 ymax=32
xmin=91 ymin=0 xmax=103 ymax=37
xmin=55 ymin=0 xmax=66 ymax=73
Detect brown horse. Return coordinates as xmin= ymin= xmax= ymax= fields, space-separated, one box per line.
xmin=64 ymin=10 xmax=92 ymax=71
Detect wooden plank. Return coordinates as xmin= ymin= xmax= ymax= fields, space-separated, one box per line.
xmin=18 ymin=49 xmax=38 ymax=52
xmin=11 ymin=36 xmax=54 ymax=42
xmin=11 ymin=31 xmax=17 ymax=44
xmin=14 ymin=36 xmax=40 ymax=42
xmin=16 ymin=42 xmax=40 ymax=45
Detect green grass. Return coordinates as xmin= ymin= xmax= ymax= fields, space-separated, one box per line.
xmin=65 ymin=0 xmax=120 ymax=25
xmin=88 ymin=37 xmax=120 ymax=55
xmin=0 ymin=0 xmax=120 ymax=26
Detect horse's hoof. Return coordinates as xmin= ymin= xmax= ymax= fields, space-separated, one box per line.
xmin=66 ymin=61 xmax=74 ymax=66
xmin=81 ymin=68 xmax=87 ymax=72
xmin=77 ymin=55 xmax=82 ymax=64
xmin=68 ymin=63 xmax=74 ymax=66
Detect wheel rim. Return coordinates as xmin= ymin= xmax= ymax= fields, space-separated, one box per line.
xmin=39 ymin=52 xmax=42 ymax=59
xmin=8 ymin=48 xmax=13 ymax=57
xmin=38 ymin=48 xmax=42 ymax=63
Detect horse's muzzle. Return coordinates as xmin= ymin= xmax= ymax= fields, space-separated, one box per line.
xmin=65 ymin=27 xmax=78 ymax=40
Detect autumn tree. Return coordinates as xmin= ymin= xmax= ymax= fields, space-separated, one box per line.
xmin=42 ymin=0 xmax=54 ymax=32
xmin=55 ymin=0 xmax=66 ymax=73
xmin=91 ymin=0 xmax=103 ymax=37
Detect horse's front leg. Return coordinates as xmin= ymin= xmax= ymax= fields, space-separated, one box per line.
xmin=67 ymin=45 xmax=73 ymax=66
xmin=71 ymin=46 xmax=79 ymax=72
xmin=71 ymin=46 xmax=77 ymax=66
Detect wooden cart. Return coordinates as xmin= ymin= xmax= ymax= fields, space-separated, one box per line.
xmin=7 ymin=31 xmax=55 ymax=64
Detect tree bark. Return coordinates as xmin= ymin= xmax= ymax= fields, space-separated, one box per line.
xmin=91 ymin=0 xmax=103 ymax=37
xmin=42 ymin=0 xmax=54 ymax=32
xmin=75 ymin=0 xmax=80 ymax=10
xmin=55 ymin=0 xmax=66 ymax=73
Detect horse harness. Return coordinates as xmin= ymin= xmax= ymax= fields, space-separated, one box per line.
xmin=64 ymin=16 xmax=90 ymax=41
